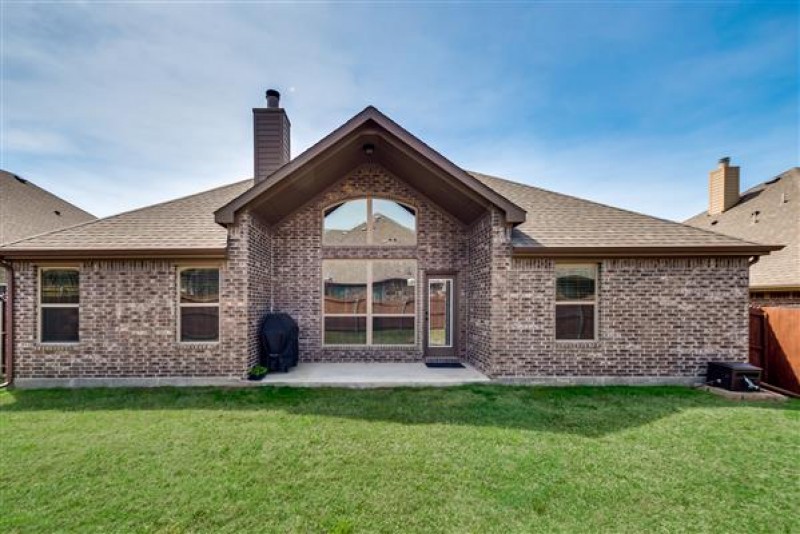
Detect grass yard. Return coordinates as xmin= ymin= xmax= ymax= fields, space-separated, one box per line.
xmin=1 ymin=386 xmax=798 ymax=533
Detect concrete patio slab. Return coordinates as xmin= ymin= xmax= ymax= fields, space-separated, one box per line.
xmin=257 ymin=362 xmax=490 ymax=388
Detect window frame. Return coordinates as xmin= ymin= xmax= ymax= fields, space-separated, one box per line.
xmin=38 ymin=266 xmax=80 ymax=345
xmin=322 ymin=196 xmax=417 ymax=247
xmin=177 ymin=265 xmax=222 ymax=344
xmin=554 ymin=262 xmax=599 ymax=342
xmin=427 ymin=277 xmax=454 ymax=349
xmin=322 ymin=259 xmax=417 ymax=347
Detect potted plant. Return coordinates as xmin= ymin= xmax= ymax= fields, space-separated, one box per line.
xmin=247 ymin=365 xmax=268 ymax=381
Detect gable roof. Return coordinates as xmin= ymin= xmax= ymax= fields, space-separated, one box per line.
xmin=0 ymin=170 xmax=95 ymax=245
xmin=215 ymin=106 xmax=527 ymax=226
xmin=0 ymin=107 xmax=779 ymax=261
xmin=0 ymin=179 xmax=251 ymax=258
xmin=684 ymin=168 xmax=799 ymax=289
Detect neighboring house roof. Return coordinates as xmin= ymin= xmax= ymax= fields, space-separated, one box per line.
xmin=0 ymin=179 xmax=252 ymax=258
xmin=684 ymin=168 xmax=800 ymax=289
xmin=0 ymin=170 xmax=95 ymax=245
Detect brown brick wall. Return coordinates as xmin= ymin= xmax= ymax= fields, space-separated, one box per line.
xmin=245 ymin=212 xmax=272 ymax=366
xmin=11 ymin=258 xmax=248 ymax=378
xmin=8 ymin=163 xmax=753 ymax=381
xmin=491 ymin=256 xmax=750 ymax=378
xmin=10 ymin=212 xmax=265 ymax=379
xmin=271 ymin=163 xmax=469 ymax=362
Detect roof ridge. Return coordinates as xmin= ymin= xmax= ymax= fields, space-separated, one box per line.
xmin=1 ymin=178 xmax=253 ymax=249
xmin=468 ymin=170 xmax=768 ymax=248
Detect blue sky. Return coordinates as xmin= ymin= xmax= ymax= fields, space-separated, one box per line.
xmin=2 ymin=1 xmax=797 ymax=221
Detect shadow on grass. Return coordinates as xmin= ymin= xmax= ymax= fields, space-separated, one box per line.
xmin=1 ymin=385 xmax=797 ymax=438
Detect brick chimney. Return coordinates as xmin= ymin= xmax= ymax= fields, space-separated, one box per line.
xmin=254 ymin=89 xmax=290 ymax=184
xmin=708 ymin=157 xmax=740 ymax=215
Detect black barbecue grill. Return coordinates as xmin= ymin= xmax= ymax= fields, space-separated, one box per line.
xmin=259 ymin=313 xmax=299 ymax=373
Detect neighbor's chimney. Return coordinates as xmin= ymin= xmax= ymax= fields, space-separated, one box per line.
xmin=254 ymin=89 xmax=290 ymax=184
xmin=708 ymin=157 xmax=740 ymax=215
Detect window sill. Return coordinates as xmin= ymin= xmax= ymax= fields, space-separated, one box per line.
xmin=176 ymin=341 xmax=220 ymax=347
xmin=322 ymin=344 xmax=418 ymax=351
xmin=555 ymin=339 xmax=602 ymax=347
xmin=35 ymin=342 xmax=81 ymax=351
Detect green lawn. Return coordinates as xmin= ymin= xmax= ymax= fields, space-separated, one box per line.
xmin=1 ymin=386 xmax=798 ymax=533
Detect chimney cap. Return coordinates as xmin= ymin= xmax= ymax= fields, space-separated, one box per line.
xmin=719 ymin=156 xmax=731 ymax=166
xmin=265 ymin=89 xmax=281 ymax=108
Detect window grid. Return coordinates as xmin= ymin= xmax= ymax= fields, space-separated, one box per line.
xmin=177 ymin=266 xmax=221 ymax=343
xmin=322 ymin=260 xmax=416 ymax=347
xmin=39 ymin=267 xmax=80 ymax=344
xmin=555 ymin=263 xmax=599 ymax=341
xmin=322 ymin=197 xmax=417 ymax=247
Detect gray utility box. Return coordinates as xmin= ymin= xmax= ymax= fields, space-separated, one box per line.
xmin=706 ymin=361 xmax=762 ymax=391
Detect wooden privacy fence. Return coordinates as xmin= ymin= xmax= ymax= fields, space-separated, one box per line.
xmin=749 ymin=307 xmax=800 ymax=395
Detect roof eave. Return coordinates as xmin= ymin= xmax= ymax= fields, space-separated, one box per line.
xmin=512 ymin=244 xmax=784 ymax=258
xmin=0 ymin=248 xmax=228 ymax=260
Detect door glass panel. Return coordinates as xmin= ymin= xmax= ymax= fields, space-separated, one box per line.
xmin=428 ymin=279 xmax=452 ymax=347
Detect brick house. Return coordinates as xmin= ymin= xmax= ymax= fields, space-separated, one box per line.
xmin=0 ymin=91 xmax=781 ymax=387
xmin=684 ymin=161 xmax=799 ymax=308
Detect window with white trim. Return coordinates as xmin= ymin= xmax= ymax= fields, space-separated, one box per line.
xmin=178 ymin=267 xmax=220 ymax=342
xmin=323 ymin=259 xmax=416 ymax=345
xmin=40 ymin=268 xmax=80 ymax=343
xmin=555 ymin=263 xmax=598 ymax=340
xmin=323 ymin=197 xmax=416 ymax=246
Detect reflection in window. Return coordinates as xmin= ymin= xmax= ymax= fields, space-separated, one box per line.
xmin=372 ymin=199 xmax=416 ymax=246
xmin=555 ymin=264 xmax=598 ymax=340
xmin=40 ymin=268 xmax=80 ymax=343
xmin=323 ymin=199 xmax=368 ymax=246
xmin=323 ymin=197 xmax=415 ymax=246
xmin=322 ymin=260 xmax=416 ymax=346
xmin=179 ymin=268 xmax=220 ymax=342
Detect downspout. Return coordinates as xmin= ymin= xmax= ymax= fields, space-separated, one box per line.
xmin=0 ymin=258 xmax=13 ymax=388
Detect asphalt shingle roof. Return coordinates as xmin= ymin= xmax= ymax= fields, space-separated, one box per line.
xmin=684 ymin=168 xmax=799 ymax=289
xmin=0 ymin=179 xmax=252 ymax=253
xmin=0 ymin=170 xmax=95 ymax=245
xmin=1 ymin=170 xmax=770 ymax=258
xmin=471 ymin=172 xmax=763 ymax=250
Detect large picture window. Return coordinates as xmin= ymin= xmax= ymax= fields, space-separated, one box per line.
xmin=40 ymin=268 xmax=80 ymax=343
xmin=323 ymin=197 xmax=416 ymax=246
xmin=179 ymin=267 xmax=220 ymax=342
xmin=323 ymin=260 xmax=416 ymax=346
xmin=555 ymin=263 xmax=598 ymax=340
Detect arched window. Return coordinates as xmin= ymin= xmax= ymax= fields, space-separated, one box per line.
xmin=323 ymin=197 xmax=416 ymax=246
